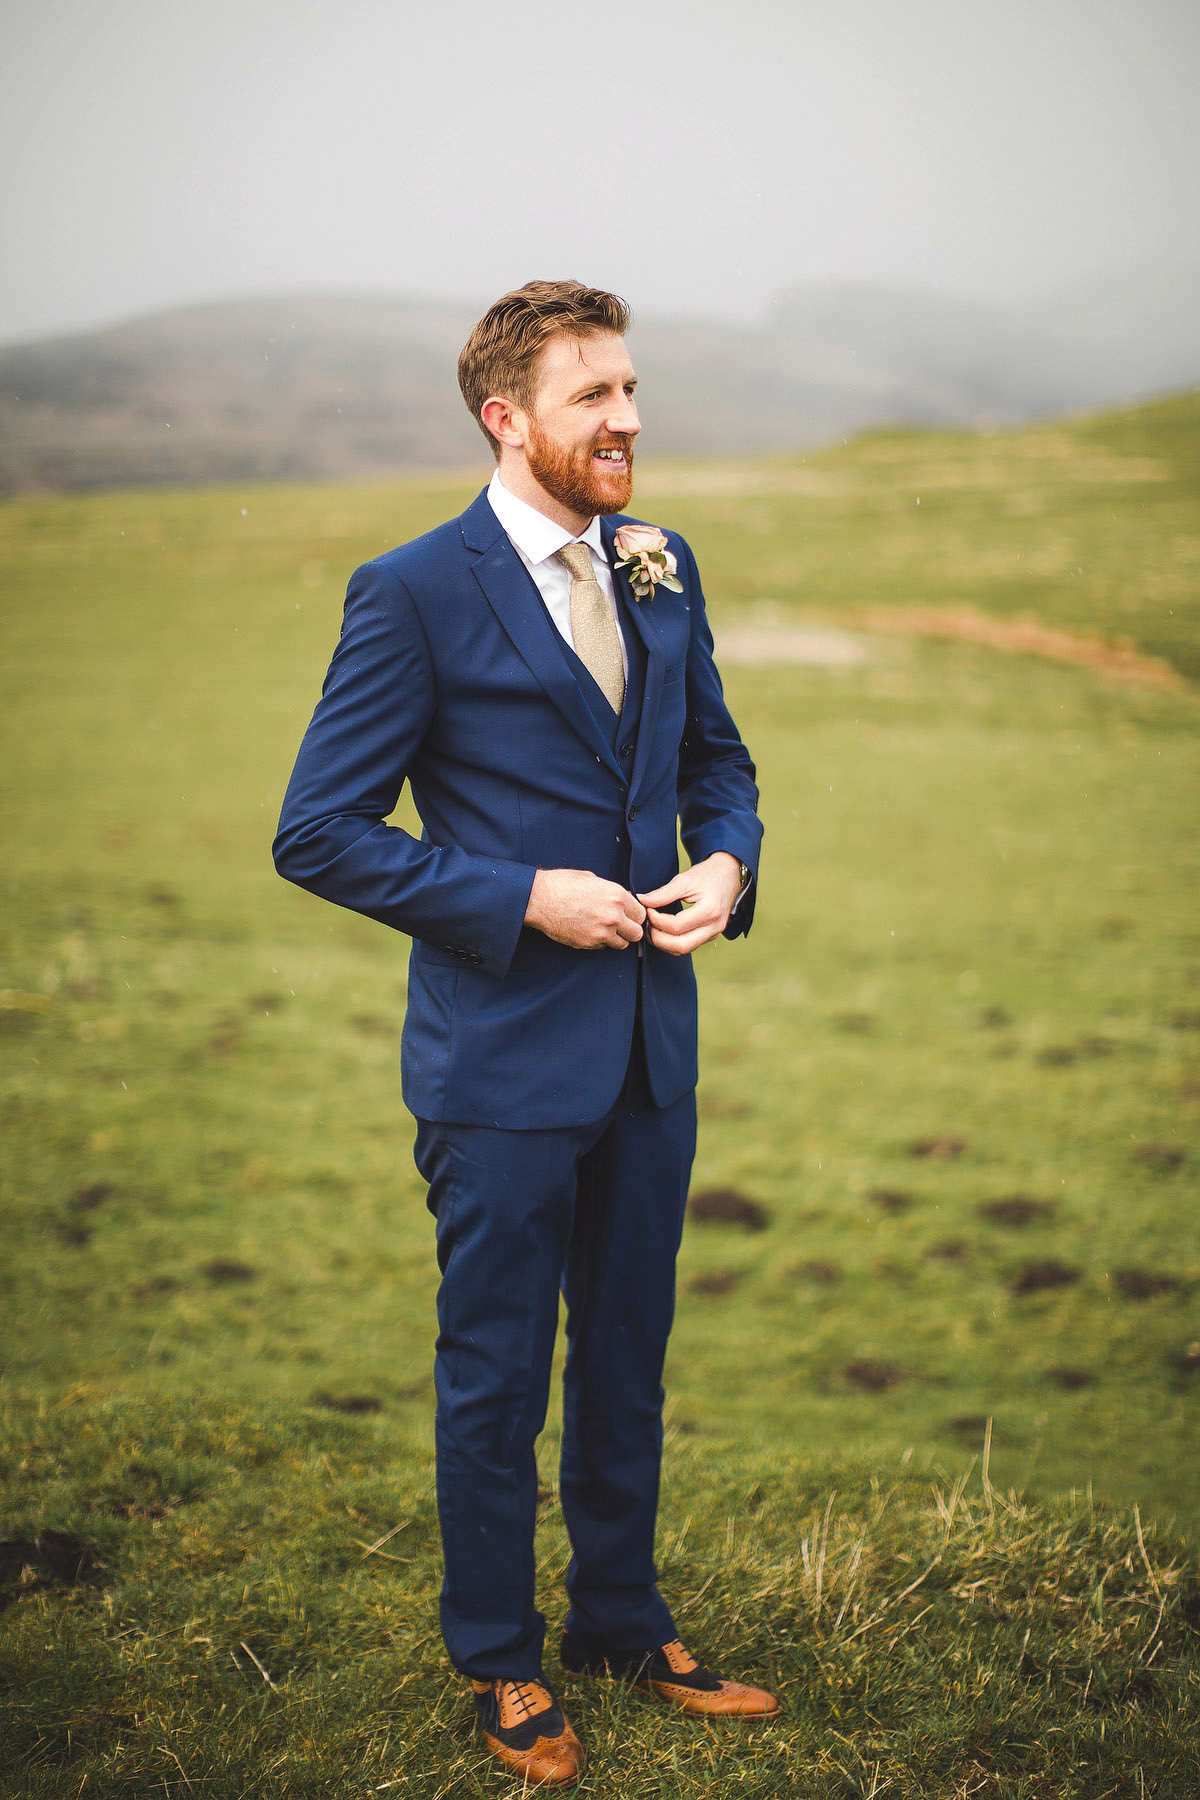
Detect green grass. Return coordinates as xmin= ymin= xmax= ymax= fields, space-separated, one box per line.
xmin=639 ymin=388 xmax=1200 ymax=679
xmin=1 ymin=395 xmax=1199 ymax=1793
xmin=2 ymin=1398 xmax=1197 ymax=1798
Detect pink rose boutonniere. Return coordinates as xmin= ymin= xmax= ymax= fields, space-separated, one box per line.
xmin=612 ymin=523 xmax=684 ymax=601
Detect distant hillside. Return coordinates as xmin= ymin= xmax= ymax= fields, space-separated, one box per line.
xmin=2 ymin=267 xmax=1198 ymax=492
xmin=0 ymin=296 xmax=484 ymax=492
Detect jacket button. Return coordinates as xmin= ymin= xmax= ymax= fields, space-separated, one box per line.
xmin=628 ymin=806 xmax=638 ymax=821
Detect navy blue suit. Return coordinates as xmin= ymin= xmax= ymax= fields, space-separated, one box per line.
xmin=275 ymin=489 xmax=761 ymax=1676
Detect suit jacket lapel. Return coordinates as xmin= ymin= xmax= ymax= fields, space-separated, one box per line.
xmin=602 ymin=515 xmax=667 ymax=806
xmin=463 ymin=493 xmax=623 ymax=778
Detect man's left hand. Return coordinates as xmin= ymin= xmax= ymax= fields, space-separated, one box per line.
xmin=637 ymin=852 xmax=745 ymax=957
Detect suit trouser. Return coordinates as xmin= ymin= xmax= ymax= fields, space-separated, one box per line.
xmin=412 ymin=1032 xmax=697 ymax=1681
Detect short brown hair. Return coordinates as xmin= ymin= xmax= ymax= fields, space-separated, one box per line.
xmin=458 ymin=279 xmax=631 ymax=455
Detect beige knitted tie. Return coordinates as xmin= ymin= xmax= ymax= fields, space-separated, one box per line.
xmin=556 ymin=542 xmax=626 ymax=715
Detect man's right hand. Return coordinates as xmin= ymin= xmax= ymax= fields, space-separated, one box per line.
xmin=524 ymin=869 xmax=646 ymax=951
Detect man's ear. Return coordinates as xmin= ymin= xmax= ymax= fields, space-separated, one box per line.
xmin=480 ymin=395 xmax=527 ymax=450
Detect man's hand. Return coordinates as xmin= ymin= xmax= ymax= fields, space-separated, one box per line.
xmin=525 ymin=868 xmax=647 ymax=950
xmin=638 ymin=852 xmax=744 ymax=957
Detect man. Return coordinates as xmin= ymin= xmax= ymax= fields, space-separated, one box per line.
xmin=274 ymin=280 xmax=774 ymax=1788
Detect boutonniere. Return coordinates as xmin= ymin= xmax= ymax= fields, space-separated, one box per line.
xmin=612 ymin=523 xmax=684 ymax=600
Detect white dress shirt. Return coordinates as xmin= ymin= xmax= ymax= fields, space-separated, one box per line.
xmin=486 ymin=470 xmax=629 ymax=679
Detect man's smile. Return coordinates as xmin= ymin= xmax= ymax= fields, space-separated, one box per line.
xmin=593 ymin=439 xmax=633 ymax=477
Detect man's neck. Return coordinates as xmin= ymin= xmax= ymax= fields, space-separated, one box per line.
xmin=493 ymin=460 xmax=592 ymax=537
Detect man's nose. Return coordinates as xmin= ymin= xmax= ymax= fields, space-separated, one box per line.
xmin=606 ymin=393 xmax=641 ymax=437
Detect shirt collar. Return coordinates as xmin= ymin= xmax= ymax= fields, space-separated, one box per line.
xmin=487 ymin=469 xmax=606 ymax=566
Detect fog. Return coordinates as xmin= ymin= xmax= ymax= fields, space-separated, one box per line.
xmin=1 ymin=0 xmax=1198 ymax=343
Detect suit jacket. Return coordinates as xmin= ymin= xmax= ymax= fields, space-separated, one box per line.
xmin=273 ymin=489 xmax=762 ymax=1128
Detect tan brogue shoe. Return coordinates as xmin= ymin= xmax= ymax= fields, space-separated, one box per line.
xmin=638 ymin=1638 xmax=781 ymax=1717
xmin=561 ymin=1633 xmax=780 ymax=1719
xmin=471 ymin=1677 xmax=584 ymax=1787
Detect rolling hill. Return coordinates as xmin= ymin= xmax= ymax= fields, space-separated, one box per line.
xmin=1 ymin=265 xmax=1198 ymax=492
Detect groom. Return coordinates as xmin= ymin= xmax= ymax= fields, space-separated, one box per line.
xmin=274 ymin=280 xmax=774 ymax=1786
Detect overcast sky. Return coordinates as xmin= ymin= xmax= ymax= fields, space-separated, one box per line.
xmin=1 ymin=0 xmax=1197 ymax=344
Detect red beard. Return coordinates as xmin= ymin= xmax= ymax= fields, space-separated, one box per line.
xmin=526 ymin=420 xmax=635 ymax=518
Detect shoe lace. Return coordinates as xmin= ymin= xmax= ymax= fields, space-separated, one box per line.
xmin=660 ymin=1639 xmax=700 ymax=1674
xmin=500 ymin=1679 xmax=552 ymax=1725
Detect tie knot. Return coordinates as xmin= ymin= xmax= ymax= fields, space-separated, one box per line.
xmin=556 ymin=542 xmax=595 ymax=582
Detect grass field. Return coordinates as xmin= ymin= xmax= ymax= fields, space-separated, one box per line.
xmin=1 ymin=393 xmax=1198 ymax=1794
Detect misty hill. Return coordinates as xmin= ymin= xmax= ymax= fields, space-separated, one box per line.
xmin=2 ymin=267 xmax=1198 ymax=492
